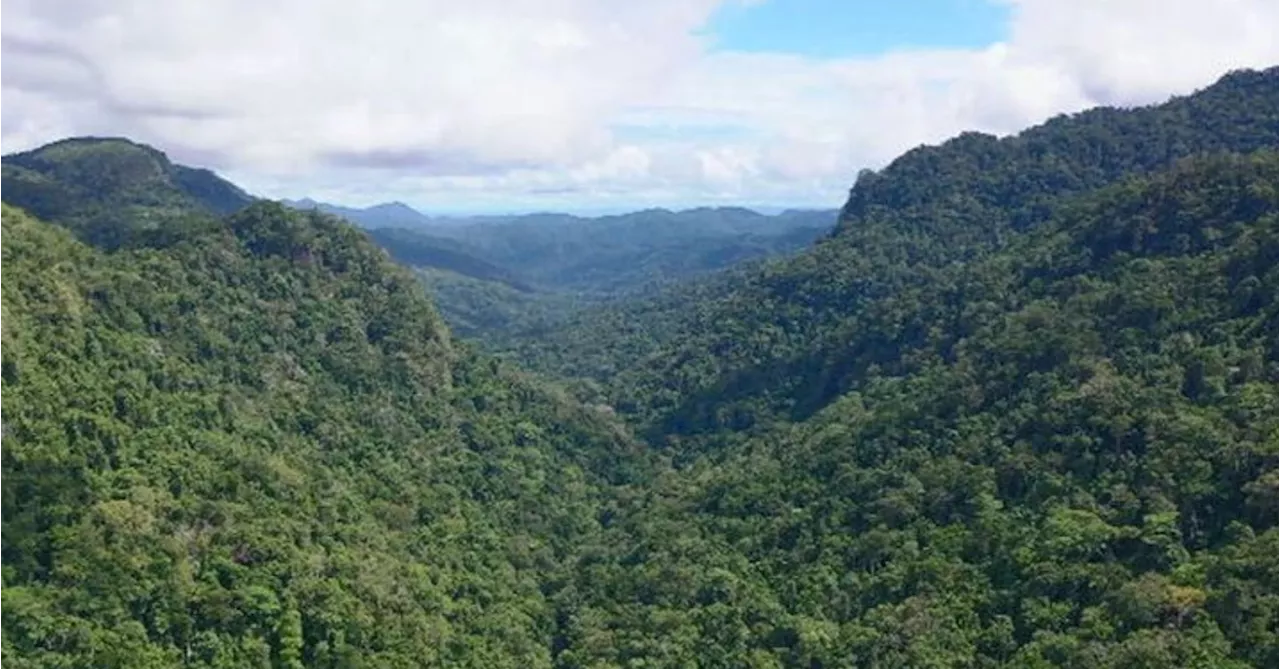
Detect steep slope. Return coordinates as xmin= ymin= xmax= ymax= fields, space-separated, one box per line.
xmin=1 ymin=137 xmax=253 ymax=248
xmin=555 ymin=148 xmax=1278 ymax=669
xmin=0 ymin=201 xmax=644 ymax=667
xmin=513 ymin=67 xmax=1278 ymax=443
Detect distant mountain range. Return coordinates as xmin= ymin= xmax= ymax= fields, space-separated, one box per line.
xmin=283 ymin=197 xmax=837 ymax=234
xmin=1 ymin=137 xmax=254 ymax=248
xmin=283 ymin=198 xmax=839 ymax=289
xmin=282 ymin=197 xmax=438 ymax=229
xmin=282 ymin=197 xmax=841 ymax=333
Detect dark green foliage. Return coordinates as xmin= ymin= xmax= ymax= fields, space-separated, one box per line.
xmin=489 ymin=263 xmax=751 ymax=383
xmin=413 ymin=267 xmax=590 ymax=340
xmin=1 ymin=138 xmax=254 ymax=250
xmin=1 ymin=202 xmax=644 ymax=668
xmin=494 ymin=67 xmax=1280 ymax=667
xmin=550 ymin=151 xmax=1278 ymax=668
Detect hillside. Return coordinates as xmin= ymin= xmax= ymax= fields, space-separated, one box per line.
xmin=412 ymin=267 xmax=589 ymax=340
xmin=508 ymin=67 xmax=1280 ymax=433
xmin=1 ymin=137 xmax=254 ymax=248
xmin=0 ymin=199 xmax=647 ymax=667
xmin=283 ymin=200 xmax=837 ymax=295
xmin=554 ymin=149 xmax=1279 ymax=668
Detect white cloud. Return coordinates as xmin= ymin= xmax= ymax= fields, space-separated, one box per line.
xmin=2 ymin=0 xmax=724 ymax=171
xmin=2 ymin=0 xmax=1276 ymax=211
xmin=1003 ymin=0 xmax=1280 ymax=104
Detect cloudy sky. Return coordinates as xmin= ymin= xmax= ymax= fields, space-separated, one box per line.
xmin=3 ymin=0 xmax=1277 ymax=214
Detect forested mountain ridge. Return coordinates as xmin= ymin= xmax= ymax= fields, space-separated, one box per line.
xmin=409 ymin=206 xmax=836 ymax=296
xmin=283 ymin=199 xmax=837 ymax=296
xmin=0 ymin=199 xmax=649 ymax=666
xmin=507 ymin=67 xmax=1280 ymax=439
xmin=282 ymin=198 xmax=434 ymax=230
xmin=552 ymin=149 xmax=1279 ymax=667
xmin=1 ymin=137 xmax=254 ymax=248
xmin=836 ymin=66 xmax=1279 ymax=241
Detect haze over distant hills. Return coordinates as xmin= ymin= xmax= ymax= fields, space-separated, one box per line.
xmin=282 ymin=197 xmax=839 ymax=339
xmin=282 ymin=198 xmax=437 ymax=229
xmin=283 ymin=196 xmax=837 ymax=235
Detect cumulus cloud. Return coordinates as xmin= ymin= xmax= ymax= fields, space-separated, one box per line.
xmin=2 ymin=0 xmax=1276 ymax=210
xmin=650 ymin=0 xmax=1277 ymax=200
xmin=2 ymin=0 xmax=723 ymax=171
xmin=1005 ymin=0 xmax=1279 ymax=104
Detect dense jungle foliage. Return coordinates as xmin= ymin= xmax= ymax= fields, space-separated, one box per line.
xmin=502 ymin=68 xmax=1279 ymax=432
xmin=0 ymin=197 xmax=647 ymax=667
xmin=2 ymin=66 xmax=1277 ymax=668
xmin=492 ymin=67 xmax=1280 ymax=667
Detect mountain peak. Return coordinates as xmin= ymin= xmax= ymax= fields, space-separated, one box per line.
xmin=367 ymin=201 xmax=427 ymax=217
xmin=5 ymin=136 xmax=174 ymax=183
xmin=1 ymin=136 xmax=254 ymax=247
xmin=18 ymin=135 xmax=168 ymax=156
xmin=837 ymin=65 xmax=1279 ymax=232
xmin=281 ymin=198 xmax=432 ymax=229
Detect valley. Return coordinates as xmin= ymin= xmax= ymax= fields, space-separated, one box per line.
xmin=1 ymin=66 xmax=1277 ymax=669
xmin=285 ymin=200 xmax=837 ymax=343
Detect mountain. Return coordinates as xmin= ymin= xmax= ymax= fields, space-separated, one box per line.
xmin=555 ymin=151 xmax=1279 ymax=669
xmin=363 ymin=227 xmax=537 ymax=293
xmin=283 ymin=198 xmax=434 ymax=229
xmin=511 ymin=67 xmax=1280 ymax=432
xmin=1 ymin=137 xmax=254 ymax=248
xmin=292 ymin=202 xmax=838 ymax=296
xmin=416 ymin=206 xmax=837 ymax=295
xmin=489 ymin=66 xmax=1280 ymax=667
xmin=1 ymin=155 xmax=646 ymax=667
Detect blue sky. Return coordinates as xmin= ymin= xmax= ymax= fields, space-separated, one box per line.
xmin=703 ymin=0 xmax=1010 ymax=58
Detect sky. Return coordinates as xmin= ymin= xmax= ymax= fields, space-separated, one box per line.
xmin=706 ymin=0 xmax=1010 ymax=57
xmin=2 ymin=0 xmax=1277 ymax=215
